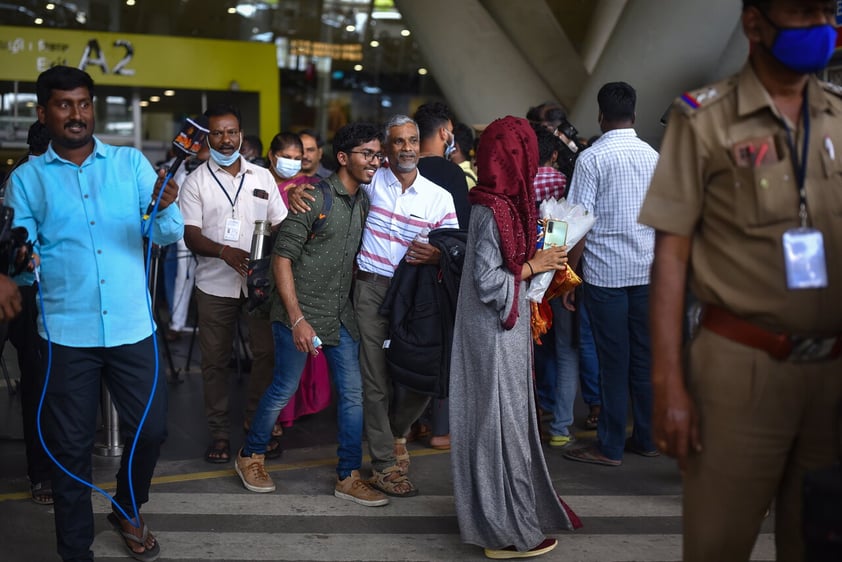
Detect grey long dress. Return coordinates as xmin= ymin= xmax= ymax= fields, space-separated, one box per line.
xmin=450 ymin=206 xmax=574 ymax=551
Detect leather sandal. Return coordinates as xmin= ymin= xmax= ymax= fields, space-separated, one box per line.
xmin=368 ymin=465 xmax=418 ymax=497
xmin=264 ymin=436 xmax=283 ymax=460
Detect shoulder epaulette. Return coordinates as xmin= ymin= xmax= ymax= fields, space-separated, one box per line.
xmin=675 ymin=76 xmax=736 ymax=115
xmin=821 ymin=80 xmax=842 ymax=99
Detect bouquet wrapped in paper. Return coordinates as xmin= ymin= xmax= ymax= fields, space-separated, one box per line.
xmin=527 ymin=198 xmax=595 ymax=303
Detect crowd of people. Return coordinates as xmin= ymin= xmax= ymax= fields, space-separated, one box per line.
xmin=1 ymin=1 xmax=841 ymax=560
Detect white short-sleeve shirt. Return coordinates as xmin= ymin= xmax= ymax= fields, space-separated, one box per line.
xmin=179 ymin=157 xmax=287 ymax=298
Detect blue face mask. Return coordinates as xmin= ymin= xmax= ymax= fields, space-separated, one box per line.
xmin=209 ymin=136 xmax=242 ymax=167
xmin=444 ymin=131 xmax=456 ymax=160
xmin=209 ymin=146 xmax=240 ymax=167
xmin=762 ymin=12 xmax=837 ymax=74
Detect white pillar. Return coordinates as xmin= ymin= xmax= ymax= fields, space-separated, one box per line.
xmin=569 ymin=0 xmax=743 ymax=145
xmin=580 ymin=0 xmax=628 ymax=74
xmin=394 ymin=0 xmax=556 ymax=126
xmin=481 ymin=0 xmax=588 ymax=110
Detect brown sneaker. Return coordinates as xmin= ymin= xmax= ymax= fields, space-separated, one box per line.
xmin=334 ymin=470 xmax=389 ymax=507
xmin=235 ymin=449 xmax=276 ymax=493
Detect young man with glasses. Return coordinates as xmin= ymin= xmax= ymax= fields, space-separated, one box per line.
xmin=288 ymin=115 xmax=459 ymax=497
xmin=179 ymin=103 xmax=287 ymax=465
xmin=236 ymin=122 xmax=388 ymax=507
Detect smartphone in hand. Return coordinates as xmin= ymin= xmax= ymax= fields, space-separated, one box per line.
xmin=544 ymin=220 xmax=568 ymax=248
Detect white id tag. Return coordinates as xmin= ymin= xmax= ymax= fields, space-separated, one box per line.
xmin=782 ymin=228 xmax=828 ymax=290
xmin=224 ymin=218 xmax=242 ymax=241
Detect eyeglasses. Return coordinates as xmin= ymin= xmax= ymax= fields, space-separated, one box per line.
xmin=208 ymin=129 xmax=241 ymax=140
xmin=348 ymin=149 xmax=385 ymax=162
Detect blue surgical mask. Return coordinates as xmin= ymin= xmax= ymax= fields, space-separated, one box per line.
xmin=275 ymin=156 xmax=302 ymax=179
xmin=762 ymin=12 xmax=837 ymax=74
xmin=209 ymin=147 xmax=240 ymax=167
xmin=444 ymin=131 xmax=456 ymax=160
xmin=209 ymin=134 xmax=242 ymax=167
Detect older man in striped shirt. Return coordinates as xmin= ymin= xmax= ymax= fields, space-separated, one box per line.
xmin=353 ymin=114 xmax=458 ymax=497
xmin=563 ymin=82 xmax=660 ymax=467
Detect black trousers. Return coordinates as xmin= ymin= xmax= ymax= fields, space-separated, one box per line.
xmin=39 ymin=336 xmax=168 ymax=562
xmin=0 ymin=283 xmax=52 ymax=484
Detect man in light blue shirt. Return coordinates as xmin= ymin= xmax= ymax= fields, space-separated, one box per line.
xmin=6 ymin=65 xmax=182 ymax=562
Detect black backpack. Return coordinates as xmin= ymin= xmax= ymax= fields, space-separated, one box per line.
xmin=247 ymin=180 xmax=368 ymax=312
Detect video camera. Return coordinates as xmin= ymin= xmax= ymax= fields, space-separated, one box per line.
xmin=0 ymin=205 xmax=33 ymax=276
xmin=552 ymin=117 xmax=585 ymax=180
xmin=527 ymin=102 xmax=585 ymax=180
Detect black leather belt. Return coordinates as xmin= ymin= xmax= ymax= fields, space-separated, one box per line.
xmin=354 ymin=270 xmax=391 ymax=288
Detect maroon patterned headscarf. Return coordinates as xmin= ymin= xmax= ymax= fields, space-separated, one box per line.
xmin=469 ymin=116 xmax=538 ymax=330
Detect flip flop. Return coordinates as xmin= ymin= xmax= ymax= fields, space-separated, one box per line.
xmin=204 ymin=438 xmax=230 ymax=463
xmin=107 ymin=512 xmax=161 ymax=562
xmin=563 ymin=444 xmax=621 ymax=467
xmin=30 ymin=480 xmax=54 ymax=505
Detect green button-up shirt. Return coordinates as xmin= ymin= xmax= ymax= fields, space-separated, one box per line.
xmin=271 ymin=173 xmax=368 ymax=344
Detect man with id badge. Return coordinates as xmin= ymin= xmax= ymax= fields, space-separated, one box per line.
xmin=179 ymin=103 xmax=287 ymax=465
xmin=640 ymin=1 xmax=842 ymax=560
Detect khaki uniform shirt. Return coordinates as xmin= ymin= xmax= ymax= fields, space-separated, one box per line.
xmin=639 ymin=62 xmax=842 ymax=336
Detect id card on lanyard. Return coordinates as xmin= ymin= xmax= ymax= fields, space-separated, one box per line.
xmin=210 ymin=165 xmax=246 ymax=243
xmin=782 ymin=90 xmax=828 ymax=290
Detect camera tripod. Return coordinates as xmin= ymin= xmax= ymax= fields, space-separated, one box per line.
xmin=146 ymin=242 xmax=183 ymax=384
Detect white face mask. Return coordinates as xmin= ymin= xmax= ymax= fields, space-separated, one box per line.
xmin=275 ymin=156 xmax=302 ymax=179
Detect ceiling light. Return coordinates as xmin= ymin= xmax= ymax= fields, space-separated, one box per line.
xmin=6 ymin=159 xmax=14 ymax=166
xmin=227 ymin=7 xmax=236 ymax=14
xmin=371 ymin=11 xmax=401 ymax=20
xmin=235 ymin=3 xmax=257 ymax=17
xmin=369 ymin=40 xmax=379 ymax=47
xmin=345 ymin=24 xmax=355 ymax=32
xmin=400 ymin=29 xmax=411 ymax=37
xmin=149 ymin=95 xmax=161 ymax=102
xmin=353 ymin=64 xmax=363 ymax=72
xmin=140 ymin=101 xmax=150 ymax=107
xmin=163 ymin=90 xmax=175 ymax=96
xmin=75 ymin=12 xmax=86 ymax=24
xmin=46 ymin=3 xmax=55 ymax=10
xmin=34 ymin=17 xmax=44 ymax=25
xmin=126 ymin=0 xmax=136 ymax=6
xmin=418 ymin=68 xmax=428 ymax=76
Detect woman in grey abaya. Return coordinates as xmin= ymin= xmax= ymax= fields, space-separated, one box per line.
xmin=449 ymin=116 xmax=580 ymax=560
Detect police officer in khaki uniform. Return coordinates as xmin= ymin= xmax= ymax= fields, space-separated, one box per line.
xmin=640 ymin=1 xmax=842 ymax=560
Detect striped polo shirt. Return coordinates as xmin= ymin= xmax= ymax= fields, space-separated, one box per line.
xmin=356 ymin=165 xmax=458 ymax=277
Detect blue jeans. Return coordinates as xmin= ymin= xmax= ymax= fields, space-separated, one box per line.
xmin=585 ymin=283 xmax=654 ymax=460
xmin=549 ymin=298 xmax=579 ymax=437
xmin=533 ymin=329 xmax=557 ymax=413
xmin=578 ymin=288 xmax=601 ymax=407
xmin=245 ymin=322 xmax=363 ymax=479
